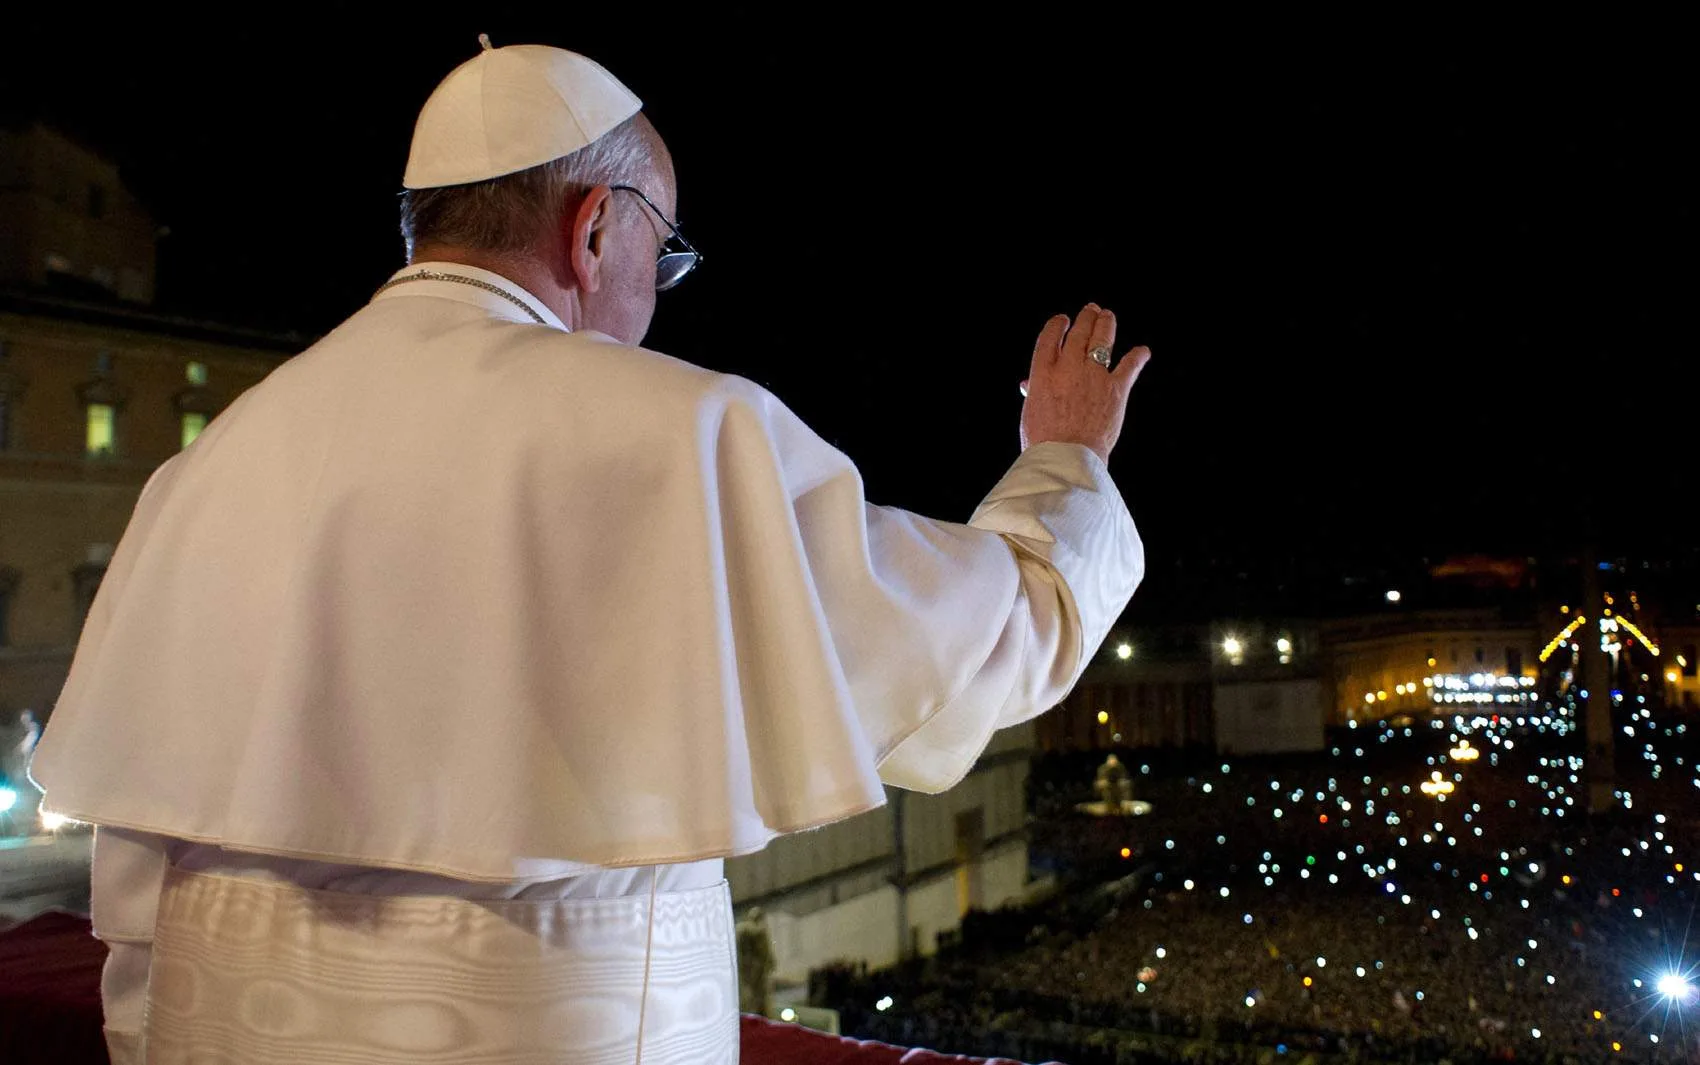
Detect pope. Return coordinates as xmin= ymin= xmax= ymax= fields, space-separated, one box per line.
xmin=31 ymin=36 xmax=1151 ymax=1064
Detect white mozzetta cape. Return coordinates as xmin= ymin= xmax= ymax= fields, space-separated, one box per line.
xmin=32 ymin=266 xmax=1144 ymax=881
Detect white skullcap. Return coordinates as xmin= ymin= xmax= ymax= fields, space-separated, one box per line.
xmin=403 ymin=35 xmax=643 ymax=189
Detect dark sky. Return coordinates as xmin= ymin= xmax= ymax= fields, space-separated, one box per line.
xmin=6 ymin=18 xmax=1693 ymax=616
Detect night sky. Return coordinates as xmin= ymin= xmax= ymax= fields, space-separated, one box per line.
xmin=5 ymin=18 xmax=1693 ymax=618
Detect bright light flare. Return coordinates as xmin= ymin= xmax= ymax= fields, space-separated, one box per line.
xmin=1421 ymin=772 xmax=1455 ymax=796
xmin=1656 ymin=973 xmax=1695 ymax=1002
xmin=1116 ymin=642 xmax=1133 ymax=660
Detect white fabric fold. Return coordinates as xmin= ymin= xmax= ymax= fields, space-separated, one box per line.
xmin=32 ymin=270 xmax=1144 ymax=881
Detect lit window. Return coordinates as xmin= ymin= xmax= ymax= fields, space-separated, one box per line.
xmin=186 ymin=361 xmax=208 ymax=386
xmin=86 ymin=404 xmax=116 ymax=457
xmin=181 ymin=412 xmax=207 ymax=449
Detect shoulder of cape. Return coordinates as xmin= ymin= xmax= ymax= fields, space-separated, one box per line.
xmin=507 ymin=330 xmax=802 ymax=435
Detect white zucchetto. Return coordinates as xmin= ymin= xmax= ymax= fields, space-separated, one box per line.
xmin=403 ymin=35 xmax=643 ymax=189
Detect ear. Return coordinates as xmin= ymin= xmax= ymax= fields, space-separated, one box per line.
xmin=567 ymin=185 xmax=615 ymax=295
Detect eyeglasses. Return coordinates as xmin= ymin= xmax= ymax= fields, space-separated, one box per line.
xmin=610 ymin=184 xmax=702 ymax=292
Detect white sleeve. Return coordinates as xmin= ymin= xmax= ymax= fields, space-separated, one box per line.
xmin=89 ymin=826 xmax=170 ymax=1064
xmin=869 ymin=442 xmax=1144 ymax=792
xmin=717 ymin=379 xmax=1144 ymax=801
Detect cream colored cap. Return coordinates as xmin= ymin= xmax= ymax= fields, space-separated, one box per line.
xmin=403 ymin=34 xmax=643 ymax=189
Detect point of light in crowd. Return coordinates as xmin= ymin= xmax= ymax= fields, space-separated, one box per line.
xmin=1097 ymin=710 xmax=1109 ymax=724
xmin=1656 ymin=973 xmax=1694 ymax=1001
xmin=780 ymin=1007 xmax=796 ymax=1022
xmin=875 ymin=995 xmax=893 ymax=1011
xmin=1223 ymin=636 xmax=1243 ymax=657
xmin=0 ymin=788 xmax=16 ymax=814
xmin=1115 ymin=642 xmax=1133 ymax=660
xmin=1276 ymin=636 xmax=1292 ymax=654
xmin=1385 ymin=590 xmax=1401 ymax=603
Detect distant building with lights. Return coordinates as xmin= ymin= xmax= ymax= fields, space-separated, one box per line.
xmin=1660 ymin=625 xmax=1700 ymax=709
xmin=0 ymin=123 xmax=298 ymax=721
xmin=1040 ymin=620 xmax=1328 ymax=755
xmin=1322 ymin=608 xmax=1541 ymax=726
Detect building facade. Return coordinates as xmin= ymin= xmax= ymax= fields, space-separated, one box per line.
xmin=0 ymin=123 xmax=299 ymax=725
xmin=1037 ymin=620 xmax=1328 ymax=755
xmin=726 ymin=723 xmax=1043 ymax=999
xmin=1322 ymin=609 xmax=1542 ymax=726
xmin=0 ymin=124 xmax=158 ymax=303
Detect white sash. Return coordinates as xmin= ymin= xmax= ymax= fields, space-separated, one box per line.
xmin=134 ymin=863 xmax=737 ymax=1063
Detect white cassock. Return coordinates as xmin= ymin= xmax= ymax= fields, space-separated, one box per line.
xmin=30 ymin=263 xmax=1144 ymax=1064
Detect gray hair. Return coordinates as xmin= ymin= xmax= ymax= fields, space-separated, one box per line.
xmin=398 ymin=116 xmax=654 ymax=258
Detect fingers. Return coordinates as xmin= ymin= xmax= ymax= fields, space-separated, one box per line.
xmin=1030 ymin=314 xmax=1068 ymax=380
xmin=1112 ymin=346 xmax=1153 ymax=392
xmin=1060 ymin=304 xmax=1101 ymax=363
xmin=1088 ymin=308 xmax=1117 ymax=362
xmin=1028 ymin=308 xmax=1141 ymax=400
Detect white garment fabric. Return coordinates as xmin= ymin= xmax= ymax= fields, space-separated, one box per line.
xmin=114 ymin=855 xmax=738 ymax=1063
xmin=38 ymin=261 xmax=1142 ymax=1059
xmin=94 ymin=828 xmax=729 ymax=1064
xmin=32 ymin=262 xmax=1145 ymax=883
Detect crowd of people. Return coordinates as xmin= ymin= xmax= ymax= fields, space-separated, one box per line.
xmin=815 ymin=709 xmax=1700 ymax=1064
